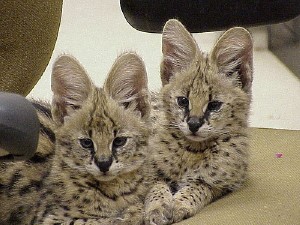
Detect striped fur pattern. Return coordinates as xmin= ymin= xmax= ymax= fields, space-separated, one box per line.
xmin=0 ymin=52 xmax=151 ymax=225
xmin=145 ymin=19 xmax=253 ymax=225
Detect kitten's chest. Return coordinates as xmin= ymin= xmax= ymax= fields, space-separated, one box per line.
xmin=50 ymin=172 xmax=147 ymax=218
xmin=154 ymin=141 xmax=206 ymax=183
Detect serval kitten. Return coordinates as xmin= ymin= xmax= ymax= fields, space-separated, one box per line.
xmin=1 ymin=52 xmax=151 ymax=225
xmin=145 ymin=19 xmax=253 ymax=225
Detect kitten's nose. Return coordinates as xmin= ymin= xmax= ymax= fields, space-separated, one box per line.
xmin=94 ymin=156 xmax=113 ymax=173
xmin=187 ymin=117 xmax=203 ymax=133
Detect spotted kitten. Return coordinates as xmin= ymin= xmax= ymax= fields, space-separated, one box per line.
xmin=1 ymin=52 xmax=151 ymax=225
xmin=145 ymin=19 xmax=253 ymax=225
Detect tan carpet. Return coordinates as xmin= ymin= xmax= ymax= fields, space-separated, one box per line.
xmin=177 ymin=128 xmax=300 ymax=225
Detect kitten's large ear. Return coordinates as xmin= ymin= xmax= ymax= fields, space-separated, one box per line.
xmin=161 ymin=19 xmax=198 ymax=86
xmin=104 ymin=52 xmax=150 ymax=118
xmin=211 ymin=27 xmax=253 ymax=93
xmin=51 ymin=55 xmax=93 ymax=124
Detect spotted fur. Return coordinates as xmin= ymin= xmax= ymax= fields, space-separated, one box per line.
xmin=1 ymin=52 xmax=151 ymax=225
xmin=145 ymin=19 xmax=253 ymax=225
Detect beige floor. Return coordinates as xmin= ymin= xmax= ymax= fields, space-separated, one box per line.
xmin=29 ymin=0 xmax=300 ymax=130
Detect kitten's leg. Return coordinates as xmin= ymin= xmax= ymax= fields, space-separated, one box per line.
xmin=144 ymin=182 xmax=173 ymax=225
xmin=172 ymin=182 xmax=214 ymax=223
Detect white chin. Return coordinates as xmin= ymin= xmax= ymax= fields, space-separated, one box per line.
xmin=97 ymin=174 xmax=116 ymax=182
xmin=86 ymin=166 xmax=117 ymax=181
xmin=185 ymin=134 xmax=208 ymax=141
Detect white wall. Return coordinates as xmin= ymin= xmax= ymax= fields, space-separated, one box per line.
xmin=29 ymin=0 xmax=300 ymax=130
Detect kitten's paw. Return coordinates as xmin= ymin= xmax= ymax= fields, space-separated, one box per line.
xmin=172 ymin=199 xmax=194 ymax=223
xmin=110 ymin=217 xmax=142 ymax=225
xmin=145 ymin=202 xmax=172 ymax=225
xmin=113 ymin=204 xmax=144 ymax=225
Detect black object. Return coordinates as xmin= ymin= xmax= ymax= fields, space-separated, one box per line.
xmin=120 ymin=0 xmax=300 ymax=33
xmin=268 ymin=16 xmax=300 ymax=78
xmin=0 ymin=92 xmax=39 ymax=161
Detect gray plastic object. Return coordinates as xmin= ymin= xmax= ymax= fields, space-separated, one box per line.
xmin=0 ymin=92 xmax=39 ymax=161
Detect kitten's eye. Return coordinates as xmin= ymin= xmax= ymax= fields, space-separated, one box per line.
xmin=79 ymin=138 xmax=94 ymax=149
xmin=207 ymin=101 xmax=223 ymax=111
xmin=177 ymin=96 xmax=189 ymax=108
xmin=113 ymin=137 xmax=127 ymax=148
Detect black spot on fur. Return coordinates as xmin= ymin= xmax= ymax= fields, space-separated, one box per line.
xmin=223 ymin=152 xmax=230 ymax=157
xmin=62 ymin=205 xmax=70 ymax=211
xmin=0 ymin=183 xmax=6 ymax=191
xmin=161 ymin=140 xmax=170 ymax=145
xmin=40 ymin=123 xmax=56 ymax=143
xmin=157 ymin=169 xmax=172 ymax=183
xmin=186 ymin=145 xmax=206 ymax=153
xmin=7 ymin=171 xmax=22 ymax=196
xmin=58 ymin=139 xmax=72 ymax=148
xmin=171 ymin=132 xmax=180 ymax=140
xmin=71 ymin=194 xmax=78 ymax=201
xmin=213 ymin=180 xmax=222 ymax=184
xmin=8 ymin=205 xmax=28 ymax=224
xmin=28 ymin=152 xmax=52 ymax=164
xmin=169 ymin=181 xmax=179 ymax=194
xmin=210 ymin=172 xmax=217 ymax=177
xmin=83 ymin=198 xmax=91 ymax=204
xmin=19 ymin=179 xmax=43 ymax=196
xmin=19 ymin=186 xmax=32 ymax=196
xmin=222 ymin=136 xmax=231 ymax=142
xmin=40 ymin=205 xmax=55 ymax=220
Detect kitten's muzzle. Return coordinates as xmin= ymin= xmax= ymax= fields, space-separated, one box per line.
xmin=187 ymin=116 xmax=204 ymax=134
xmin=94 ymin=156 xmax=113 ymax=173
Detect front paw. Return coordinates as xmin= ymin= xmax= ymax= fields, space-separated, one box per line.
xmin=112 ymin=205 xmax=144 ymax=225
xmin=145 ymin=202 xmax=172 ymax=225
xmin=111 ymin=217 xmax=142 ymax=225
xmin=172 ymin=199 xmax=193 ymax=223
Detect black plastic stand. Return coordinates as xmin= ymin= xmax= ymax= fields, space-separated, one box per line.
xmin=0 ymin=92 xmax=39 ymax=161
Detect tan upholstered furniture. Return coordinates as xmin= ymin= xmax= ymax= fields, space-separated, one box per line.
xmin=0 ymin=0 xmax=63 ymax=96
xmin=178 ymin=128 xmax=300 ymax=225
